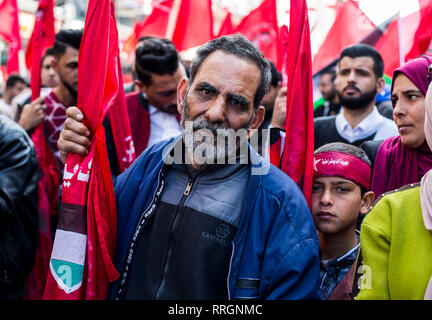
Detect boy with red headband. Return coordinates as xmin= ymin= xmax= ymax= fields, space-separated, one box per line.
xmin=311 ymin=142 xmax=374 ymax=300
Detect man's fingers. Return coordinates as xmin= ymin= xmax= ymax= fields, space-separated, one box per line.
xmin=61 ymin=129 xmax=91 ymax=148
xmin=58 ymin=139 xmax=89 ymax=165
xmin=66 ymin=106 xmax=84 ymax=122
xmin=64 ymin=116 xmax=90 ymax=137
xmin=58 ymin=129 xmax=90 ymax=161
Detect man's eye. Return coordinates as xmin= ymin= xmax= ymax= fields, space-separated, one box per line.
xmin=230 ymin=97 xmax=248 ymax=109
xmin=198 ymin=87 xmax=214 ymax=98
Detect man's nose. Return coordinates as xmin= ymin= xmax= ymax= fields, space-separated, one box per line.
xmin=347 ymin=70 xmax=356 ymax=83
xmin=205 ymin=96 xmax=225 ymax=123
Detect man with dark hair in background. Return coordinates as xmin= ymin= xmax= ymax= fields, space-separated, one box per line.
xmin=313 ymin=44 xmax=398 ymax=149
xmin=16 ymin=29 xmax=82 ymax=167
xmin=0 ymin=75 xmax=27 ymax=118
xmin=17 ymin=30 xmax=120 ymax=175
xmin=15 ymin=47 xmax=59 ymax=130
xmin=40 ymin=47 xmax=59 ymax=89
xmin=126 ymin=37 xmax=187 ymax=156
xmin=314 ymin=68 xmax=341 ymax=118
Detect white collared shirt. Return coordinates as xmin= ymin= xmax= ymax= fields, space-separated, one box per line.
xmin=335 ymin=106 xmax=398 ymax=143
xmin=147 ymin=103 xmax=182 ymax=149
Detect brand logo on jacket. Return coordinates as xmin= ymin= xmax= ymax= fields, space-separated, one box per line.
xmin=202 ymin=224 xmax=231 ymax=246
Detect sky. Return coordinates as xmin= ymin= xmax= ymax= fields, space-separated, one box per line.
xmin=358 ymin=0 xmax=419 ymax=25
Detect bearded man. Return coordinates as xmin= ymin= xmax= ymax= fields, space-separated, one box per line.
xmin=314 ymin=44 xmax=398 ymax=149
xmin=57 ymin=35 xmax=321 ymax=300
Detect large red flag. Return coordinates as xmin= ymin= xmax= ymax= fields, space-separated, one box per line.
xmin=171 ymin=0 xmax=213 ymax=52
xmin=25 ymin=0 xmax=55 ymax=72
xmin=0 ymin=0 xmax=21 ymax=74
xmin=121 ymin=0 xmax=174 ymax=57
xmin=234 ymin=0 xmax=280 ymax=68
xmin=43 ymin=0 xmax=120 ymax=300
xmin=280 ymin=0 xmax=314 ymax=208
xmin=375 ymin=11 xmax=420 ymax=77
xmin=312 ymin=0 xmax=375 ymax=74
xmin=216 ymin=11 xmax=234 ymax=38
xmin=23 ymin=0 xmax=60 ymax=299
xmin=406 ymin=0 xmax=432 ymax=60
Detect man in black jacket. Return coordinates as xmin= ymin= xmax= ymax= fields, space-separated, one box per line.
xmin=0 ymin=115 xmax=39 ymax=299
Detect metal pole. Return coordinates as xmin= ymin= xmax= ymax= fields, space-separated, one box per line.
xmin=397 ymin=9 xmax=405 ymax=65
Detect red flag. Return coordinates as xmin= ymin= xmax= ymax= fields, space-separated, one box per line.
xmin=25 ymin=0 xmax=55 ymax=72
xmin=375 ymin=11 xmax=421 ymax=77
xmin=406 ymin=0 xmax=432 ymax=60
xmin=217 ymin=11 xmax=234 ymax=38
xmin=23 ymin=1 xmax=60 ymax=299
xmin=0 ymin=0 xmax=21 ymax=74
xmin=107 ymin=58 xmax=136 ymax=173
xmin=312 ymin=0 xmax=375 ymax=74
xmin=234 ymin=0 xmax=280 ymax=68
xmin=280 ymin=0 xmax=314 ymax=207
xmin=171 ymin=0 xmax=213 ymax=52
xmin=43 ymin=0 xmax=120 ymax=300
xmin=121 ymin=0 xmax=174 ymax=57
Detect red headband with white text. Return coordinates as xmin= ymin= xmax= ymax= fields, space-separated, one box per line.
xmin=313 ymin=151 xmax=371 ymax=190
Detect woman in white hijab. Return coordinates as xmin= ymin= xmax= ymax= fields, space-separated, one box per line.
xmin=355 ymin=79 xmax=432 ymax=300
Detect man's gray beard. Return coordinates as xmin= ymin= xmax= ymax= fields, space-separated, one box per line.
xmin=180 ymin=102 xmax=252 ymax=166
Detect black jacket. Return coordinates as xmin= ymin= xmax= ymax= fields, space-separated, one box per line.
xmin=0 ymin=115 xmax=39 ymax=299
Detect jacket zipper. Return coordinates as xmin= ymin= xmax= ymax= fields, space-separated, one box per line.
xmin=154 ymin=178 xmax=194 ymax=299
xmin=226 ymin=242 xmax=235 ymax=300
xmin=115 ymin=169 xmax=165 ymax=300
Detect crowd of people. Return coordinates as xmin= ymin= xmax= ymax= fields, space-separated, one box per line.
xmin=0 ymin=22 xmax=432 ymax=301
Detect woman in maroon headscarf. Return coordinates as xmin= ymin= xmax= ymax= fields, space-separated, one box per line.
xmin=371 ymin=55 xmax=432 ymax=199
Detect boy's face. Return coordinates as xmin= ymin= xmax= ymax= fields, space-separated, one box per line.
xmin=311 ymin=176 xmax=366 ymax=234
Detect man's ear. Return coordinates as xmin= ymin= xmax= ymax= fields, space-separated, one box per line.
xmin=177 ymin=77 xmax=189 ymax=115
xmin=376 ymin=77 xmax=386 ymax=93
xmin=360 ymin=191 xmax=375 ymax=215
xmin=134 ymin=80 xmax=145 ymax=93
xmin=247 ymin=105 xmax=265 ymax=138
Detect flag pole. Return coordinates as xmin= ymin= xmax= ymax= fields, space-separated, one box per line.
xmin=165 ymin=0 xmax=181 ymax=40
xmin=397 ymin=9 xmax=404 ymax=65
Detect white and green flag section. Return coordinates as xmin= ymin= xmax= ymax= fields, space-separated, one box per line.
xmin=49 ymin=202 xmax=87 ymax=294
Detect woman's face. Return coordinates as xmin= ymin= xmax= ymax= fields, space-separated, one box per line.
xmin=392 ymin=73 xmax=426 ymax=149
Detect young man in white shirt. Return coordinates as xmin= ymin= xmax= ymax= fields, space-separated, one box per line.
xmin=314 ymin=44 xmax=398 ymax=149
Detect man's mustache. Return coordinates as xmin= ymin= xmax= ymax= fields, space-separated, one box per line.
xmin=342 ymin=86 xmax=361 ymax=94
xmin=192 ymin=119 xmax=230 ymax=136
